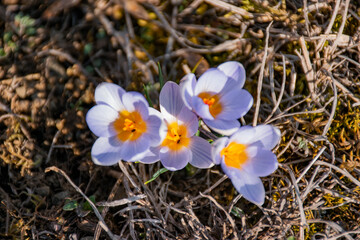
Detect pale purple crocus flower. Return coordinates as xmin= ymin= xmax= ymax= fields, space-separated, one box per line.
xmin=212 ymin=125 xmax=280 ymax=205
xmin=180 ymin=61 xmax=253 ymax=135
xmin=85 ymin=82 xmax=162 ymax=165
xmin=139 ymin=81 xmax=214 ymax=171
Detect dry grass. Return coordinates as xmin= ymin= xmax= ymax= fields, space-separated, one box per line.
xmin=1 ymin=0 xmax=360 ymax=239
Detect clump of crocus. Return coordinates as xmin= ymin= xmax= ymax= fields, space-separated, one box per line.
xmin=139 ymin=81 xmax=214 ymax=171
xmin=86 ymin=83 xmax=162 ymax=165
xmin=180 ymin=61 xmax=253 ymax=135
xmin=212 ymin=125 xmax=280 ymax=205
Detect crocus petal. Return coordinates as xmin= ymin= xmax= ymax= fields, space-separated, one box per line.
xmin=229 ymin=126 xmax=256 ymax=145
xmin=203 ymin=118 xmax=240 ymax=136
xmin=160 ymin=147 xmax=192 ymax=171
xmin=221 ymin=163 xmax=265 ymax=205
xmin=122 ymin=92 xmax=149 ymax=118
xmin=217 ymin=61 xmax=246 ymax=88
xmin=230 ymin=125 xmax=280 ymax=149
xmin=216 ymin=89 xmax=253 ymax=120
xmin=86 ymin=105 xmax=118 ymax=137
xmin=243 ymin=146 xmax=278 ymax=177
xmin=160 ymin=81 xmax=184 ymax=122
xmin=252 ymin=125 xmax=281 ymax=150
xmin=211 ymin=137 xmax=229 ymax=165
xmin=120 ymin=135 xmax=150 ymax=161
xmin=91 ymin=136 xmax=122 ymax=166
xmin=191 ymin=96 xmax=214 ymax=120
xmin=189 ymin=136 xmax=214 ymax=168
xmin=131 ymin=147 xmax=160 ymax=164
xmin=194 ymin=68 xmax=228 ymax=95
xmin=177 ymin=106 xmax=198 ymax=136
xmin=146 ymin=113 xmax=163 ymax=146
xmin=95 ymin=82 xmax=126 ymax=111
xmin=180 ymin=73 xmax=196 ymax=110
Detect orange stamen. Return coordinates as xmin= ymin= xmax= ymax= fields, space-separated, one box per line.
xmin=198 ymin=92 xmax=222 ymax=117
xmin=220 ymin=142 xmax=248 ymax=169
xmin=161 ymin=122 xmax=190 ymax=151
xmin=113 ymin=110 xmax=147 ymax=141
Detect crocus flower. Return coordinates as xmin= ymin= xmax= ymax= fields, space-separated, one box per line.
xmin=139 ymin=81 xmax=214 ymax=171
xmin=86 ymin=82 xmax=162 ymax=165
xmin=212 ymin=125 xmax=280 ymax=205
xmin=180 ymin=61 xmax=253 ymax=135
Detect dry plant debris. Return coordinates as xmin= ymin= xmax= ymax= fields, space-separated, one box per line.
xmin=1 ymin=0 xmax=360 ymax=239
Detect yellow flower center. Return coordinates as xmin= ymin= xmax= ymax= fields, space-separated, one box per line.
xmin=220 ymin=142 xmax=248 ymax=169
xmin=198 ymin=92 xmax=222 ymax=117
xmin=113 ymin=110 xmax=147 ymax=141
xmin=161 ymin=122 xmax=190 ymax=151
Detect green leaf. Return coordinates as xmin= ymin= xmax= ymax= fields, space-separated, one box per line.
xmin=82 ymin=195 xmax=96 ymax=211
xmin=157 ymin=62 xmax=164 ymax=89
xmin=143 ymin=84 xmax=153 ymax=107
xmin=145 ymin=168 xmax=168 ymax=184
xmin=230 ymin=206 xmax=243 ymax=218
xmin=287 ymin=237 xmax=296 ymax=240
xmin=63 ymin=200 xmax=79 ymax=211
xmin=191 ymin=57 xmax=204 ymax=73
xmin=195 ymin=120 xmax=201 ymax=136
xmin=185 ymin=163 xmax=196 ymax=176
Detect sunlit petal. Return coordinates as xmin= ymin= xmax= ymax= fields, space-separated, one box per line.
xmin=91 ymin=136 xmax=122 ymax=166
xmin=251 ymin=125 xmax=281 ymax=150
xmin=180 ymin=73 xmax=196 ymax=109
xmin=86 ymin=105 xmax=118 ymax=137
xmin=211 ymin=137 xmax=229 ymax=165
xmin=160 ymin=81 xmax=184 ymax=122
xmin=120 ymin=135 xmax=150 ymax=161
xmin=203 ymin=118 xmax=240 ymax=135
xmin=189 ymin=136 xmax=214 ymax=168
xmin=177 ymin=106 xmax=198 ymax=136
xmin=243 ymin=146 xmax=278 ymax=177
xmin=194 ymin=68 xmax=228 ymax=95
xmin=160 ymin=147 xmax=192 ymax=171
xmin=95 ymin=82 xmax=126 ymax=111
xmin=191 ymin=96 xmax=214 ymax=120
xmin=131 ymin=147 xmax=160 ymax=164
xmin=216 ymin=89 xmax=253 ymax=120
xmin=221 ymin=163 xmax=265 ymax=205
xmin=122 ymin=92 xmax=149 ymax=118
xmin=217 ymin=61 xmax=246 ymax=88
xmin=146 ymin=112 xmax=163 ymax=146
xmin=229 ymin=126 xmax=256 ymax=144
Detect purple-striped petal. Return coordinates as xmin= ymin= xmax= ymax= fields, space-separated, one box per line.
xmin=160 ymin=81 xmax=184 ymax=122
xmin=203 ymin=118 xmax=240 ymax=136
xmin=122 ymin=91 xmax=149 ymax=118
xmin=230 ymin=125 xmax=280 ymax=150
xmin=189 ymin=136 xmax=214 ymax=168
xmin=194 ymin=68 xmax=228 ymax=95
xmin=211 ymin=137 xmax=229 ymax=165
xmin=160 ymin=147 xmax=192 ymax=171
xmin=145 ymin=113 xmax=163 ymax=147
xmin=191 ymin=96 xmax=214 ymax=120
xmin=180 ymin=73 xmax=196 ymax=110
xmin=221 ymin=162 xmax=265 ymax=205
xmin=86 ymin=104 xmax=118 ymax=137
xmin=252 ymin=125 xmax=281 ymax=150
xmin=131 ymin=147 xmax=160 ymax=164
xmin=229 ymin=126 xmax=256 ymax=145
xmin=95 ymin=82 xmax=126 ymax=111
xmin=216 ymin=89 xmax=253 ymax=120
xmin=217 ymin=61 xmax=246 ymax=88
xmin=243 ymin=145 xmax=278 ymax=177
xmin=91 ymin=136 xmax=122 ymax=166
xmin=120 ymin=135 xmax=150 ymax=161
xmin=177 ymin=106 xmax=198 ymax=136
